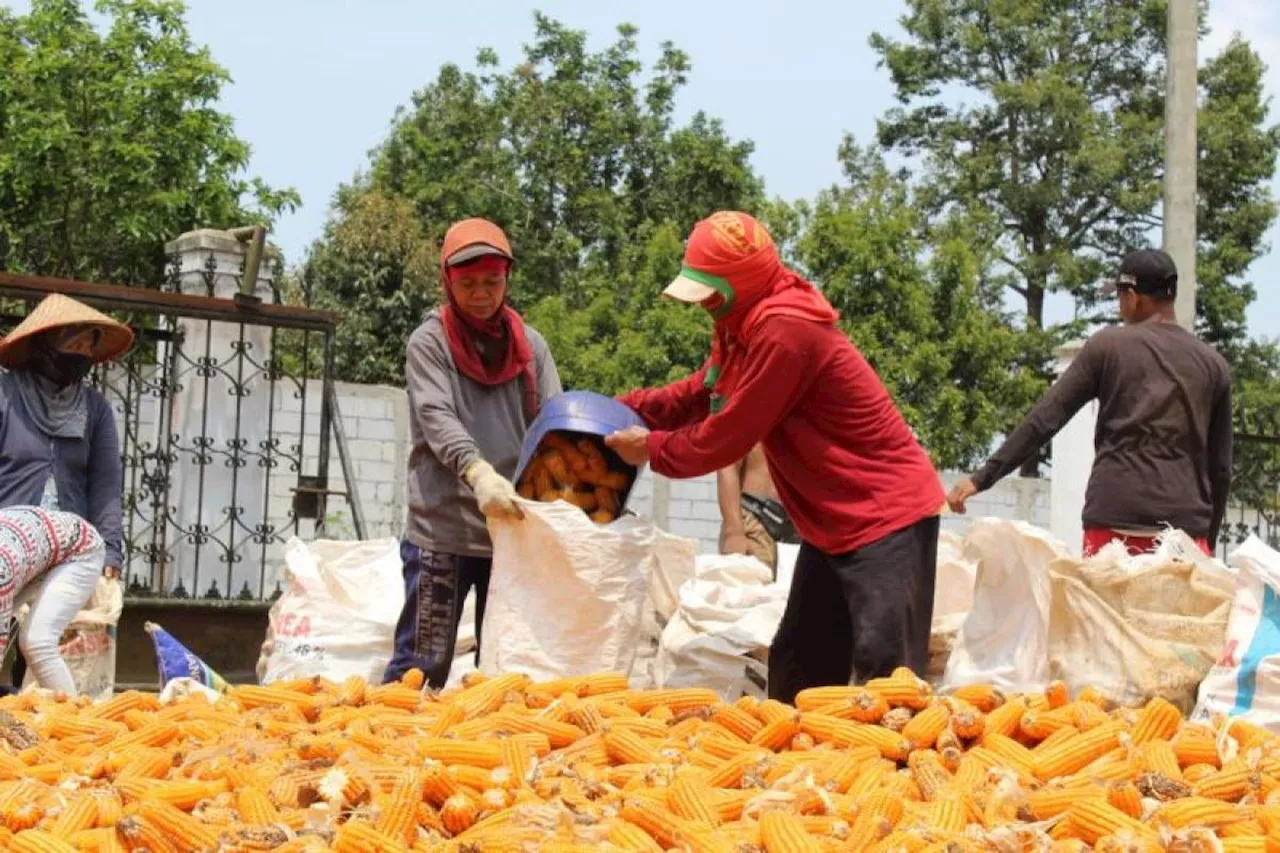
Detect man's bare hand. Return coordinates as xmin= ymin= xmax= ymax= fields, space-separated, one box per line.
xmin=947 ymin=478 xmax=979 ymax=514
xmin=720 ymin=531 xmax=750 ymax=556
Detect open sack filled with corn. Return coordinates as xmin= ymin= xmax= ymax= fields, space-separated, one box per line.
xmin=0 ymin=668 xmax=1277 ymax=852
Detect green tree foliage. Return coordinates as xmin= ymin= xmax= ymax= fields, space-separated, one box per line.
xmin=303 ymin=186 xmax=437 ymax=384
xmin=870 ymin=0 xmax=1278 ymax=349
xmin=793 ymin=143 xmax=1042 ymax=469
xmin=307 ymin=14 xmax=1050 ymax=468
xmin=871 ymin=0 xmax=1279 ymax=477
xmin=308 ymin=14 xmax=761 ymax=390
xmin=0 ymin=0 xmax=298 ymax=287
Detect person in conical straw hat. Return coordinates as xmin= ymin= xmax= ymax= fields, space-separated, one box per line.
xmin=0 ymin=294 xmax=133 ymax=695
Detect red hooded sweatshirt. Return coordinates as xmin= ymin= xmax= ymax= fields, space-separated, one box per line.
xmin=619 ymin=212 xmax=943 ymax=555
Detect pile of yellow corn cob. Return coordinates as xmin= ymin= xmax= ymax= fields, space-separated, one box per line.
xmin=0 ymin=667 xmax=1274 ymax=852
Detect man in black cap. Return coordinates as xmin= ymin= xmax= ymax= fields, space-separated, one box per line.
xmin=947 ymin=248 xmax=1233 ymax=557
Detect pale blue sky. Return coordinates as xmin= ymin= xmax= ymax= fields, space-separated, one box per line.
xmin=8 ymin=0 xmax=1280 ymax=336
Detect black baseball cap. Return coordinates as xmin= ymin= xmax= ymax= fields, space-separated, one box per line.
xmin=1101 ymin=248 xmax=1178 ymax=298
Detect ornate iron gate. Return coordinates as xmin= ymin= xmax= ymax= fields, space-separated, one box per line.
xmin=0 ymin=260 xmax=357 ymax=602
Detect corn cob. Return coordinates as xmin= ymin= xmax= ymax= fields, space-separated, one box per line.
xmin=901 ymin=703 xmax=949 ymax=750
xmin=751 ymin=714 xmax=801 ymax=752
xmin=1155 ymin=795 xmax=1254 ymax=828
xmin=1034 ymin=724 xmax=1125 ymax=781
xmin=759 ymin=809 xmax=822 ymax=852
xmin=621 ymin=796 xmax=688 ymax=849
xmin=906 ymin=749 xmax=953 ymax=802
xmin=1195 ymin=757 xmax=1262 ymax=802
xmin=374 ymin=768 xmax=423 ymax=845
xmin=46 ymin=794 xmax=97 ymax=839
xmin=12 ymin=830 xmax=77 ymax=853
xmin=1064 ymin=799 xmax=1160 ymax=844
xmin=133 ymin=799 xmax=221 ymax=852
xmin=1130 ymin=696 xmax=1182 ymax=746
xmin=1107 ymin=780 xmax=1143 ymax=819
xmin=441 ymin=792 xmax=479 ymax=835
xmin=949 ymin=684 xmax=1004 ymax=713
xmin=667 ymin=776 xmax=721 ymax=826
xmin=332 ymin=819 xmax=404 ymax=853
xmin=1173 ymin=725 xmax=1223 ymax=769
xmin=980 ymin=696 xmax=1028 ymax=743
xmin=606 ymin=818 xmax=667 ymax=852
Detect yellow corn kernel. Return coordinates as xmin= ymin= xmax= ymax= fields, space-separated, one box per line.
xmin=1026 ymin=786 xmax=1107 ymax=821
xmin=603 ymin=725 xmax=662 ymax=765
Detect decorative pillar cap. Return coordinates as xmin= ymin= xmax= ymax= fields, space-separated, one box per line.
xmin=164 ymin=228 xmax=281 ymax=260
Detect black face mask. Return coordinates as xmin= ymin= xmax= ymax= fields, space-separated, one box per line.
xmin=29 ymin=346 xmax=93 ymax=387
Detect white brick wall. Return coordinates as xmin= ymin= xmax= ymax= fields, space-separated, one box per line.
xmin=103 ymin=367 xmax=1054 ymax=591
xmin=277 ymin=382 xmax=410 ymax=542
xmin=632 ymin=467 xmax=1052 ymax=554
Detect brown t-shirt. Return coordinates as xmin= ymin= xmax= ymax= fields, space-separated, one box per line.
xmin=971 ymin=321 xmax=1233 ymax=541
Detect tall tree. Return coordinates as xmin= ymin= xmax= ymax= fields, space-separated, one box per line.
xmin=871 ymin=0 xmax=1279 ymax=476
xmin=0 ymin=0 xmax=298 ymax=288
xmin=870 ymin=1 xmax=1278 ymax=350
xmin=308 ymin=14 xmax=762 ymax=388
xmin=793 ymin=143 xmax=1042 ymax=469
xmin=303 ymin=186 xmax=437 ymax=384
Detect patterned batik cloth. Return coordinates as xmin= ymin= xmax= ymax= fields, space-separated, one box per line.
xmin=0 ymin=507 xmax=100 ymax=658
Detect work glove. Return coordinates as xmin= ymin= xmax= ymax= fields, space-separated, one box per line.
xmin=462 ymin=459 xmax=524 ymax=520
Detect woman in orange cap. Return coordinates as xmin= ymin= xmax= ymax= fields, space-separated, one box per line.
xmin=0 ymin=293 xmax=133 ymax=694
xmin=607 ymin=211 xmax=945 ymax=703
xmin=384 ymin=217 xmax=562 ymax=689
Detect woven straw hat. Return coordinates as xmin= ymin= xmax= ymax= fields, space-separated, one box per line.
xmin=0 ymin=294 xmax=135 ymax=369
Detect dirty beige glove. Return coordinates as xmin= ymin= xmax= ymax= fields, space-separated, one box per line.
xmin=462 ymin=459 xmax=524 ymax=520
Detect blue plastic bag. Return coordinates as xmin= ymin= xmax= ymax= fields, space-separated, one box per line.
xmin=145 ymin=621 xmax=229 ymax=693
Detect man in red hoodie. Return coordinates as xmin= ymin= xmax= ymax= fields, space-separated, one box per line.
xmin=606 ymin=211 xmax=944 ymax=702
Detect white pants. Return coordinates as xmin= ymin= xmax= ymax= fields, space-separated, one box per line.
xmin=19 ymin=541 xmax=104 ymax=695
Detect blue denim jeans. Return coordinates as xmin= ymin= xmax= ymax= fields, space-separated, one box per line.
xmin=382 ymin=540 xmax=491 ymax=689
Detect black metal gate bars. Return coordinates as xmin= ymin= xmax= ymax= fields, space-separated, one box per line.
xmin=0 ymin=259 xmax=349 ymax=603
xmin=1223 ymin=407 xmax=1280 ymax=553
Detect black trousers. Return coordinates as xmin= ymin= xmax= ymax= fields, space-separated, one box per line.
xmin=381 ymin=541 xmax=491 ymax=690
xmin=767 ymin=514 xmax=939 ymax=704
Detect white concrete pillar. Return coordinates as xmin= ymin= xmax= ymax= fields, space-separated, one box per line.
xmin=1048 ymin=339 xmax=1097 ymax=554
xmin=163 ymin=229 xmax=278 ymax=599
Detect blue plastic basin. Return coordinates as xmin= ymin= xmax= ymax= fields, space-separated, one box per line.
xmin=514 ymin=391 xmax=647 ymax=512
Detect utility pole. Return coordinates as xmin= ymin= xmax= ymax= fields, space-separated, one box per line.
xmin=1164 ymin=0 xmax=1198 ymax=331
